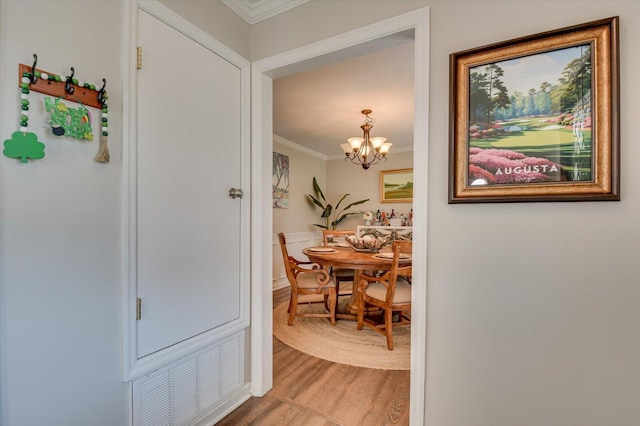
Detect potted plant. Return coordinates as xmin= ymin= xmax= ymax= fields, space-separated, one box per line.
xmin=307 ymin=177 xmax=369 ymax=230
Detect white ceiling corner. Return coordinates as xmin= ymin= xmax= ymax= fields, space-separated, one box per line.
xmin=221 ymin=0 xmax=310 ymax=25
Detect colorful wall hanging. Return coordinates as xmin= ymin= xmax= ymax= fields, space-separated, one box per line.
xmin=44 ymin=97 xmax=93 ymax=141
xmin=2 ymin=54 xmax=110 ymax=164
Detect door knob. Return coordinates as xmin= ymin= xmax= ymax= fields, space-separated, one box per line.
xmin=229 ymin=188 xmax=243 ymax=199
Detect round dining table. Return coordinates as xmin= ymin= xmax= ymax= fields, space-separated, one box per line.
xmin=302 ymin=245 xmax=411 ymax=318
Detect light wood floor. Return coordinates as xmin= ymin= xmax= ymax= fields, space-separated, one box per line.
xmin=216 ymin=288 xmax=410 ymax=425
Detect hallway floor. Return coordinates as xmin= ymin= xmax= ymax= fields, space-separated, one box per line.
xmin=216 ymin=288 xmax=410 ymax=425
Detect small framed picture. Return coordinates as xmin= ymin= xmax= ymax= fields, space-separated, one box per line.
xmin=380 ymin=168 xmax=413 ymax=203
xmin=273 ymin=152 xmax=289 ymax=208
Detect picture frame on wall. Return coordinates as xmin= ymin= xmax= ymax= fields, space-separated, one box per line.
xmin=449 ymin=16 xmax=620 ymax=203
xmin=380 ymin=168 xmax=413 ymax=203
xmin=273 ymin=152 xmax=289 ymax=208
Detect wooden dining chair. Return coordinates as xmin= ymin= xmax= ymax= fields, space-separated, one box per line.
xmin=392 ymin=240 xmax=412 ymax=284
xmin=277 ymin=233 xmax=337 ymax=326
xmin=392 ymin=240 xmax=412 ymax=255
xmin=322 ymin=229 xmax=356 ymax=298
xmin=322 ymin=229 xmax=355 ymax=247
xmin=356 ymin=241 xmax=412 ymax=350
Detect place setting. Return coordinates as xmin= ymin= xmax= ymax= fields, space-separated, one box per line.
xmin=372 ymin=252 xmax=411 ymax=260
xmin=306 ymin=246 xmax=337 ymax=253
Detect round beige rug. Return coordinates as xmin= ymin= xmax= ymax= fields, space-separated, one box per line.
xmin=273 ymin=297 xmax=410 ymax=370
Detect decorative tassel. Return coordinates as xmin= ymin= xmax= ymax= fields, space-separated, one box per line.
xmin=95 ymin=134 xmax=110 ymax=163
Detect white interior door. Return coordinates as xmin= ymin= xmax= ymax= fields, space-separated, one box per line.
xmin=136 ymin=10 xmax=242 ymax=358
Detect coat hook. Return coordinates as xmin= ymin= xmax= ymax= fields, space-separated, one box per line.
xmin=97 ymin=79 xmax=107 ymax=105
xmin=65 ymin=67 xmax=75 ymax=95
xmin=30 ymin=54 xmax=38 ymax=84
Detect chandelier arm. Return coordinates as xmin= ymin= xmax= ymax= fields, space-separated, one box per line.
xmin=348 ymin=150 xmax=384 ymax=168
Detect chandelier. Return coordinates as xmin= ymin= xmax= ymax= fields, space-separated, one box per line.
xmin=340 ymin=109 xmax=392 ymax=170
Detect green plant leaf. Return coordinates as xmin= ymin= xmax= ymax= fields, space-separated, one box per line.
xmin=339 ymin=198 xmax=369 ymax=213
xmin=334 ymin=193 xmax=352 ymax=211
xmin=312 ymin=177 xmax=326 ymax=202
xmin=308 ymin=177 xmax=368 ymax=230
xmin=308 ymin=194 xmax=326 ymax=210
xmin=332 ymin=211 xmax=361 ymax=227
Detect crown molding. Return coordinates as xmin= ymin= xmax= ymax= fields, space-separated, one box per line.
xmin=221 ymin=0 xmax=310 ymax=25
xmin=273 ymin=134 xmax=328 ymax=160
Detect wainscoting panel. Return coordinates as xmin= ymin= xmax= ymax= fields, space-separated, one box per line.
xmin=272 ymin=232 xmax=321 ymax=290
xmin=133 ymin=332 xmax=244 ymax=426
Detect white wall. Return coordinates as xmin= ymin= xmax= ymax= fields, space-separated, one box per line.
xmin=0 ymin=1 xmax=128 ymax=425
xmin=0 ymin=1 xmax=251 ymax=425
xmin=254 ymin=1 xmax=640 ymax=425
xmin=427 ymin=3 xmax=639 ymax=425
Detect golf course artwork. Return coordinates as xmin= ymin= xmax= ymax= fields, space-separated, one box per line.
xmin=467 ymin=44 xmax=591 ymax=185
xmin=449 ymin=17 xmax=619 ymax=203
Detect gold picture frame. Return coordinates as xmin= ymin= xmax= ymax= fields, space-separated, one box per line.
xmin=380 ymin=168 xmax=413 ymax=203
xmin=449 ymin=17 xmax=620 ymax=203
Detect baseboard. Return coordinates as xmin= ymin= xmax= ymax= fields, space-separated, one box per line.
xmin=273 ymin=278 xmax=289 ymax=291
xmin=192 ymin=383 xmax=252 ymax=425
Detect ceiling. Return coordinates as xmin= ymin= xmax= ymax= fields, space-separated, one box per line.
xmin=221 ymin=1 xmax=416 ymax=158
xmin=273 ymin=32 xmax=415 ymax=158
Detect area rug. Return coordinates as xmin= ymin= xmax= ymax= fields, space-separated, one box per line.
xmin=272 ymin=296 xmax=410 ymax=370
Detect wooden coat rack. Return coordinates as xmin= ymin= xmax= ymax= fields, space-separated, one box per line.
xmin=18 ymin=63 xmax=105 ymax=109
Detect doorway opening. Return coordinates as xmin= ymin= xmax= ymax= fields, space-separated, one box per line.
xmin=251 ymin=8 xmax=430 ymax=424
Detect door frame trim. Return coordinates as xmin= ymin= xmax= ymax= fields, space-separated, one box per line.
xmin=121 ymin=0 xmax=251 ymax=381
xmin=251 ymin=8 xmax=430 ymax=424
